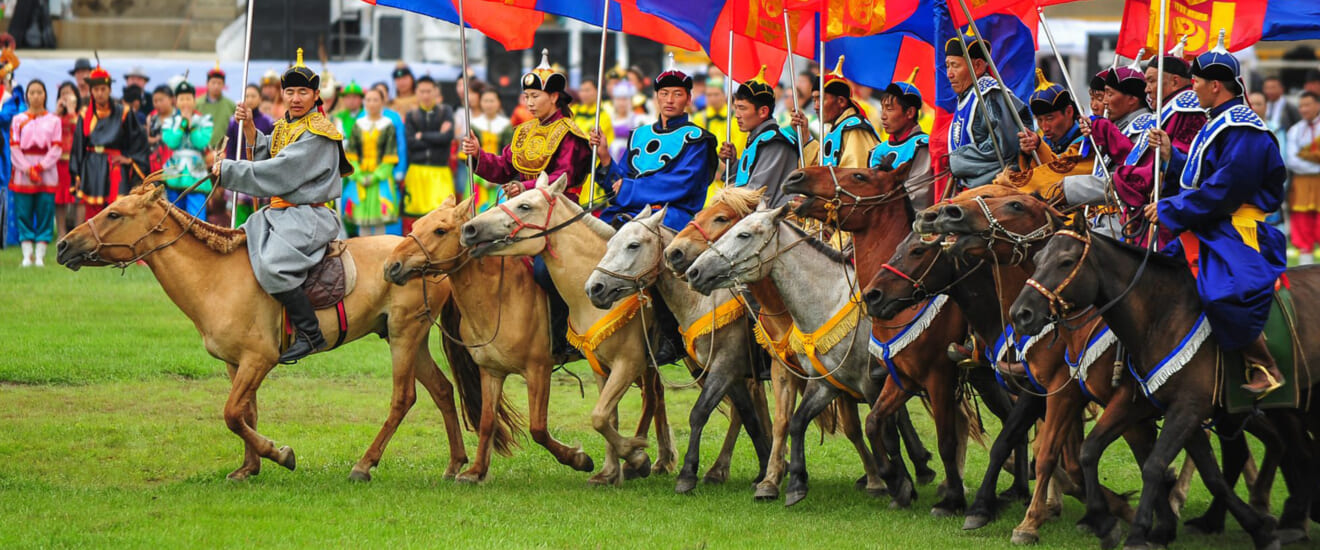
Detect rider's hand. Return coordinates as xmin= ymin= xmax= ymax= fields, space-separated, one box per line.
xmin=234 ymin=103 xmax=257 ymax=145
xmin=1143 ymin=201 xmax=1160 ymax=223
xmin=1018 ymin=131 xmax=1040 ymax=154
xmin=789 ymin=109 xmax=809 ymax=139
xmin=461 ymin=134 xmax=481 ymax=157
xmin=502 ymin=182 xmax=523 ymax=198
xmin=1077 ymin=117 xmax=1092 ymax=138
xmin=1149 ymin=128 xmax=1172 ymax=159
xmin=589 ymin=128 xmax=610 ymax=167
xmin=718 ymin=142 xmax=735 ymax=161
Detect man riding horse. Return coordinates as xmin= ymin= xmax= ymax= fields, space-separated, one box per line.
xmin=1146 ymin=32 xmax=1287 ymax=397
xmin=212 ymin=48 xmax=353 ymax=364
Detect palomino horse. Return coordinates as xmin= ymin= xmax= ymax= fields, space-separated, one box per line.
xmin=56 ymin=179 xmax=486 ymax=481
xmin=459 ymin=173 xmax=677 ymax=485
xmin=384 ymin=195 xmax=596 ymax=482
xmin=1006 ymin=213 xmax=1319 ymax=549
xmin=667 ymin=186 xmax=935 ymax=501
xmin=931 ymin=193 xmax=1299 ymax=545
xmin=686 ymin=206 xmax=889 ymax=507
xmin=586 ymin=205 xmax=772 ymax=493
xmin=783 ymin=166 xmax=1025 ymax=516
xmin=865 ymin=224 xmax=1155 ymax=545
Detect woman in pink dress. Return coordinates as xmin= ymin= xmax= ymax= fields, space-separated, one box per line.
xmin=9 ymin=79 xmax=63 ymax=267
xmin=54 ymin=81 xmax=78 ymax=239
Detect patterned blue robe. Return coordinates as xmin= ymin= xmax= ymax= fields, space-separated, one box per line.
xmin=599 ymin=114 xmax=717 ymax=231
xmin=1160 ymin=98 xmax=1287 ymax=350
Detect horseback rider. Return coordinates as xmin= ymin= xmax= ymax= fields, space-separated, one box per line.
xmin=871 ymin=68 xmax=934 ymax=211
xmin=213 ymin=48 xmax=353 ymax=364
xmin=1065 ymin=64 xmax=1155 ymax=230
xmin=1145 ymin=32 xmax=1287 ymax=397
xmin=1017 ymin=69 xmax=1086 ymax=161
xmin=718 ymin=65 xmax=800 ymax=208
xmin=944 ymin=30 xmax=1028 ymax=190
xmin=789 ymin=56 xmax=880 ymax=170
xmin=590 ymin=54 xmax=717 ymax=231
xmin=459 ymin=49 xmax=592 ymax=360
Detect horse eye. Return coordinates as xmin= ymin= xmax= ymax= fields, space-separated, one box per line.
xmin=714 ymin=216 xmax=728 ymax=223
xmin=1058 ymin=259 xmax=1075 ymax=269
xmin=517 ymin=203 xmax=531 ymax=211
xmin=107 ymin=211 xmax=121 ymax=220
xmin=1009 ymin=201 xmax=1024 ymax=211
xmin=852 ymin=173 xmax=866 ymax=181
xmin=433 ymin=228 xmax=447 ymax=236
xmin=626 ymin=242 xmax=641 ymax=250
xmin=736 ymin=232 xmax=751 ymax=240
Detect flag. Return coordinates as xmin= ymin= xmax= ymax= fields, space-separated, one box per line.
xmin=1118 ymin=0 xmax=1320 ymax=58
xmin=365 ymin=0 xmax=544 ymax=51
xmin=636 ymin=0 xmax=795 ymax=83
xmin=822 ymin=0 xmax=935 ymax=104
xmin=493 ymin=0 xmax=701 ymax=51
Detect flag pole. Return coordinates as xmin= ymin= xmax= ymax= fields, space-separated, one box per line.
xmin=1037 ymin=5 xmax=1110 ymax=182
xmin=230 ymin=0 xmax=255 ymax=229
xmin=1147 ymin=0 xmax=1171 ymax=250
xmin=946 ymin=4 xmax=1007 ymax=171
xmin=782 ymin=9 xmax=806 ymax=166
xmin=818 ymin=38 xmax=825 ymax=166
xmin=456 ymin=0 xmax=477 ymax=215
xmin=586 ymin=1 xmax=612 ymax=211
xmin=952 ymin=0 xmax=1039 ymax=165
xmin=724 ymin=28 xmax=734 ymax=184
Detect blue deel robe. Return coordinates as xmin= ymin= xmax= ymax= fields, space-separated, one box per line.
xmin=2 ymin=89 xmax=26 ymax=247
xmin=1159 ymin=98 xmax=1287 ymax=350
xmin=599 ymin=113 xmax=717 ymax=231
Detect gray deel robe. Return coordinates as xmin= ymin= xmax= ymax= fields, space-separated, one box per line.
xmin=219 ymin=127 xmax=345 ymax=294
xmin=949 ymin=83 xmax=1028 ymax=189
xmin=743 ymin=118 xmax=802 ymax=208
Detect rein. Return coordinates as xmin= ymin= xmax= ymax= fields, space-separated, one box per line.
xmin=406 ymin=231 xmax=506 ymax=350
xmin=488 ymin=187 xmax=592 ymax=259
xmin=80 ymin=174 xmax=219 ymax=271
xmin=970 ymin=195 xmax=1056 ymax=264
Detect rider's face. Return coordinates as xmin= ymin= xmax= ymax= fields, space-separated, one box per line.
xmin=284 ymin=86 xmax=316 ymax=118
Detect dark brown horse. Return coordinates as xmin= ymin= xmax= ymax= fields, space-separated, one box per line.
xmin=782 ymin=166 xmax=1025 ymax=515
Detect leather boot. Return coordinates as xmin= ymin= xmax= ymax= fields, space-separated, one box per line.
xmin=1240 ymin=334 xmax=1284 ymax=397
xmin=648 ymin=293 xmax=684 ymax=367
xmin=947 ymin=334 xmax=984 ymax=369
xmin=274 ymin=288 xmax=327 ymax=364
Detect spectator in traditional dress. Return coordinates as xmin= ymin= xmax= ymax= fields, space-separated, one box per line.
xmin=10 ymin=80 xmax=61 ymax=266
xmin=344 ymin=87 xmax=401 ymax=235
xmin=54 ymin=81 xmax=79 ymax=239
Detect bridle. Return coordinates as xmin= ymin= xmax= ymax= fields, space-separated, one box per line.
xmin=591 ymin=220 xmax=671 ymax=292
xmin=1023 ymin=229 xmax=1091 ymax=320
xmin=814 ymin=165 xmax=910 ymax=229
xmin=405 ymin=228 xmax=505 ymax=349
xmin=968 ymin=195 xmax=1057 ymax=264
xmin=78 ymin=179 xmax=215 ymax=270
xmin=405 ymin=231 xmax=472 ymax=277
xmin=486 ymin=187 xmax=591 ymax=259
xmin=706 ymin=218 xmax=812 ymax=287
xmin=879 ymin=234 xmax=986 ymax=304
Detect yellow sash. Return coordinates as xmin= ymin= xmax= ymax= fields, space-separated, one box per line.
xmin=753 ymin=318 xmax=802 ymax=375
xmin=1231 ymin=205 xmax=1267 ymax=252
xmin=678 ymin=297 xmax=746 ymax=363
xmin=566 ymin=293 xmax=646 ymax=377
xmin=788 ymin=295 xmax=865 ymax=400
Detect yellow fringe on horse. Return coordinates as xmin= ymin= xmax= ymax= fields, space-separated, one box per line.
xmin=753 ymin=318 xmax=801 ymax=374
xmin=566 ymin=292 xmax=647 ymax=377
xmin=788 ymin=295 xmax=865 ymax=400
xmin=679 ymin=297 xmax=747 ymax=361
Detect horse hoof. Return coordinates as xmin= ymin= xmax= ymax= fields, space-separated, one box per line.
xmin=651 ymin=460 xmax=675 ymax=476
xmin=702 ymin=468 xmax=729 ymax=485
xmin=572 ymin=453 xmax=595 ymax=473
xmin=865 ymin=484 xmax=887 ymax=498
xmin=226 ymin=469 xmax=256 ymax=481
xmin=963 ymin=515 xmax=991 ymax=531
xmin=587 ymin=472 xmax=616 ymax=486
xmin=1276 ymin=529 xmax=1307 ymax=546
xmin=754 ymin=484 xmax=779 ymax=501
xmin=347 ymin=469 xmax=371 ymax=482
xmin=276 ymin=446 xmax=296 ymax=471
xmin=623 ymin=451 xmax=652 ymax=480
xmin=916 ymin=468 xmax=938 ymax=486
xmin=1100 ymin=524 xmax=1123 ymax=550
xmin=931 ymin=506 xmax=958 ymax=518
xmin=784 ymin=489 xmax=807 ymax=508
xmin=854 ymin=475 xmax=868 ymax=490
xmin=455 ymin=472 xmax=483 ymax=484
xmin=675 ymin=476 xmax=697 ymax=494
xmin=1011 ymin=530 xmax=1040 ymax=545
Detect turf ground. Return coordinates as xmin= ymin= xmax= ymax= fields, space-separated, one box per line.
xmin=0 ymin=248 xmax=1278 ymax=549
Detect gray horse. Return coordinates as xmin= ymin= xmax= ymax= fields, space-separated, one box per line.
xmin=686 ymin=205 xmax=881 ymax=507
xmin=586 ymin=206 xmax=772 ymax=494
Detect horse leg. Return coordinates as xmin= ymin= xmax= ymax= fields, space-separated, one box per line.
xmin=1075 ymin=393 xmax=1144 ymax=548
xmin=927 ymin=375 xmax=970 ymax=517
xmin=455 ymin=371 xmax=506 ymax=484
xmin=587 ymin=374 xmax=622 ymax=485
xmin=411 ymin=343 xmax=469 ymax=479
xmin=965 ymin=393 xmax=1044 ymax=531
xmin=1262 ymin=411 xmax=1308 ymax=544
xmin=1183 ymin=424 xmax=1247 ymax=535
xmin=868 ymin=383 xmax=916 ymax=508
xmin=648 ymin=368 xmax=678 ymax=476
xmin=623 ymin=367 xmax=657 ymax=480
xmin=224 ymin=363 xmax=262 ymax=480
xmin=589 ymin=367 xmax=648 ymax=486
xmin=726 ymin=377 xmax=771 ymax=485
xmin=839 ymin=399 xmax=885 ymax=497
xmin=524 ymin=359 xmax=593 ymax=472
xmin=222 ymin=361 xmax=293 ymax=475
xmin=783 ymin=382 xmax=838 ymax=507
xmin=704 ymin=406 xmax=740 ymax=485
xmin=968 ymin=369 xmax=1030 ymax=502
xmin=755 ymin=362 xmax=798 ymax=501
xmin=1009 ymin=393 xmax=1077 ymax=544
xmin=677 ymin=370 xmax=736 ymax=494
xmin=1180 ymin=426 xmax=1277 ymax=550
xmin=897 ymin=403 xmax=937 ymax=485
xmin=350 ymin=338 xmax=421 ymax=482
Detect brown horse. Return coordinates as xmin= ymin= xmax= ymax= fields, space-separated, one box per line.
xmin=782 ymin=166 xmax=1024 ymax=515
xmin=55 ymin=180 xmax=484 ymax=482
xmin=384 ymin=195 xmax=597 ymax=482
xmin=665 ymin=186 xmax=934 ymax=501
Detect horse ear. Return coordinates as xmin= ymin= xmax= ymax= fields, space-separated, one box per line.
xmin=440 ymin=195 xmax=458 ymax=209
xmin=749 ymin=186 xmax=766 ymax=201
xmin=548 ymin=172 xmax=570 ymax=195
xmin=143 ymin=182 xmax=166 ymax=203
xmin=770 ymin=204 xmax=791 ymax=222
xmin=534 ymin=172 xmax=551 ymax=189
xmin=454 ymin=195 xmax=475 ymax=220
xmin=648 ymin=206 xmax=669 ymax=227
xmin=633 ymin=205 xmax=653 ymax=221
xmin=891 ymin=160 xmax=913 ymax=183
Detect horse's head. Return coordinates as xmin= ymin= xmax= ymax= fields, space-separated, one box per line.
xmin=1010 ymin=217 xmax=1097 ymax=336
xmin=931 ymin=191 xmax=1064 ymax=265
xmin=914 ymin=184 xmax=1020 ymax=234
xmin=782 ymin=163 xmax=911 ymax=232
xmin=586 ymin=206 xmax=669 ymax=309
xmin=57 ymin=181 xmax=171 ymax=270
xmin=862 ymin=230 xmax=962 ymax=320
xmin=666 ymin=186 xmax=763 ymax=274
xmin=385 ymin=195 xmax=473 ymax=285
xmin=685 ymin=204 xmax=790 ymax=295
xmin=460 ymin=172 xmax=572 ymax=258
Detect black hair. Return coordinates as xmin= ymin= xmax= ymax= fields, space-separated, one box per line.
xmin=416 ymin=75 xmax=437 ymax=88
xmin=733 ymin=90 xmax=774 ymax=114
xmin=1306 ymin=69 xmax=1320 ymax=83
xmin=25 ymin=79 xmax=47 ymax=110
xmin=56 ymin=81 xmax=77 ymax=115
xmin=880 ymin=92 xmax=921 ymax=119
xmin=1301 ymin=91 xmax=1320 ymax=103
xmin=152 ymin=84 xmax=174 ymax=97
xmin=245 ymin=83 xmax=261 ymax=95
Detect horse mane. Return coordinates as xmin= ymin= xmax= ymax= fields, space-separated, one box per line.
xmin=163 ymin=203 xmax=248 ymax=254
xmin=556 ymin=195 xmax=615 ymax=240
xmin=783 ymin=220 xmax=850 ymax=265
xmin=1091 ymin=231 xmax=1191 ymax=272
xmin=710 ymin=186 xmax=761 ymax=216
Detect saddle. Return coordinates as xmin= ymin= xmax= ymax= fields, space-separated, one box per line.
xmin=303 ymin=241 xmax=358 ymax=310
xmin=1221 ymin=280 xmax=1301 ymax=414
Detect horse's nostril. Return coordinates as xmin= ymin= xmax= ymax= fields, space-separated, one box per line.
xmin=1015 ymin=307 xmax=1034 ymax=326
xmin=589 ymin=283 xmax=604 ymax=296
xmin=945 ymin=205 xmax=964 ymax=220
xmin=667 ymin=249 xmax=684 ymax=263
xmin=57 ymin=241 xmax=68 ymax=253
xmin=920 ymin=209 xmax=939 ymax=222
xmin=687 ymin=268 xmax=700 ymax=281
xmin=462 ymin=224 xmax=477 ymax=237
xmin=863 ymin=289 xmax=883 ymax=307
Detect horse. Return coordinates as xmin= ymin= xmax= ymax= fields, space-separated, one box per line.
xmin=686 ymin=205 xmax=898 ymax=507
xmin=783 ymin=166 xmax=1027 ymax=516
xmin=586 ymin=205 xmax=772 ymax=493
xmin=1002 ymin=212 xmax=1320 ymax=549
xmin=930 ymin=193 xmax=1303 ymax=545
xmin=459 ymin=172 xmax=678 ymax=485
xmin=863 ymin=215 xmax=1160 ymax=545
xmin=667 ymin=186 xmax=935 ymax=501
xmin=384 ymin=194 xmax=598 ymax=483
xmin=55 ymin=178 xmax=482 ymax=482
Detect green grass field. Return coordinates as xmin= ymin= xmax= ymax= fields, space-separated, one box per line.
xmin=0 ymin=248 xmax=1275 ymax=549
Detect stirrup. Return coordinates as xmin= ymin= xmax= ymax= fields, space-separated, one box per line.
xmin=1241 ymin=363 xmax=1283 ymax=399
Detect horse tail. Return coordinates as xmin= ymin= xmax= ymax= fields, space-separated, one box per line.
xmin=959 ymin=392 xmax=987 ymax=450
xmin=440 ymin=299 xmax=524 ymax=456
xmin=813 ymin=400 xmax=840 ymax=435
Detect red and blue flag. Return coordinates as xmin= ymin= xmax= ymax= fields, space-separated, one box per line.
xmin=363 ymin=0 xmax=544 ymax=50
xmin=1118 ymin=0 xmax=1320 ymax=57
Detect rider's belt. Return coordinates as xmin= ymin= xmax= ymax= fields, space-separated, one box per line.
xmin=269 ymin=196 xmax=329 ymax=210
xmin=1230 ymin=204 xmax=1268 ymax=252
xmin=92 ymin=145 xmax=110 ymax=154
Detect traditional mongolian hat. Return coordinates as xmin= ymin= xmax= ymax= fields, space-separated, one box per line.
xmin=341 ymin=80 xmax=364 ymax=97
xmin=653 ymin=52 xmax=692 ymax=92
xmin=174 ymin=79 xmax=196 ymax=96
xmin=392 ymin=63 xmax=413 ymax=80
xmin=260 ymin=69 xmax=280 ymax=88
xmin=944 ymin=27 xmax=989 ymax=62
xmin=1089 ymin=68 xmax=1110 ymax=93
xmin=523 ymin=49 xmax=568 ymax=96
xmin=207 ymin=60 xmax=226 ymax=81
xmin=883 ymin=67 xmax=923 ymax=110
xmin=1029 ymin=69 xmax=1074 ymax=116
xmin=734 ymin=65 xmax=776 ymax=110
xmin=821 ymin=55 xmax=854 ymax=98
xmin=1191 ymin=30 xmax=1244 ymax=96
xmin=1145 ymin=35 xmax=1191 ymax=78
xmin=85 ymin=54 xmax=112 ymax=88
xmin=281 ymin=48 xmax=320 ymax=90
xmin=1104 ymin=49 xmax=1147 ymax=99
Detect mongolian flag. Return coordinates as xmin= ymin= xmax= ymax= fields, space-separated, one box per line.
xmin=492 ymin=0 xmax=701 ymax=51
xmin=363 ymin=0 xmax=544 ymax=51
xmin=822 ymin=0 xmax=935 ymax=104
xmin=635 ymin=0 xmax=799 ymax=83
xmin=1117 ymin=0 xmax=1320 ymax=57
